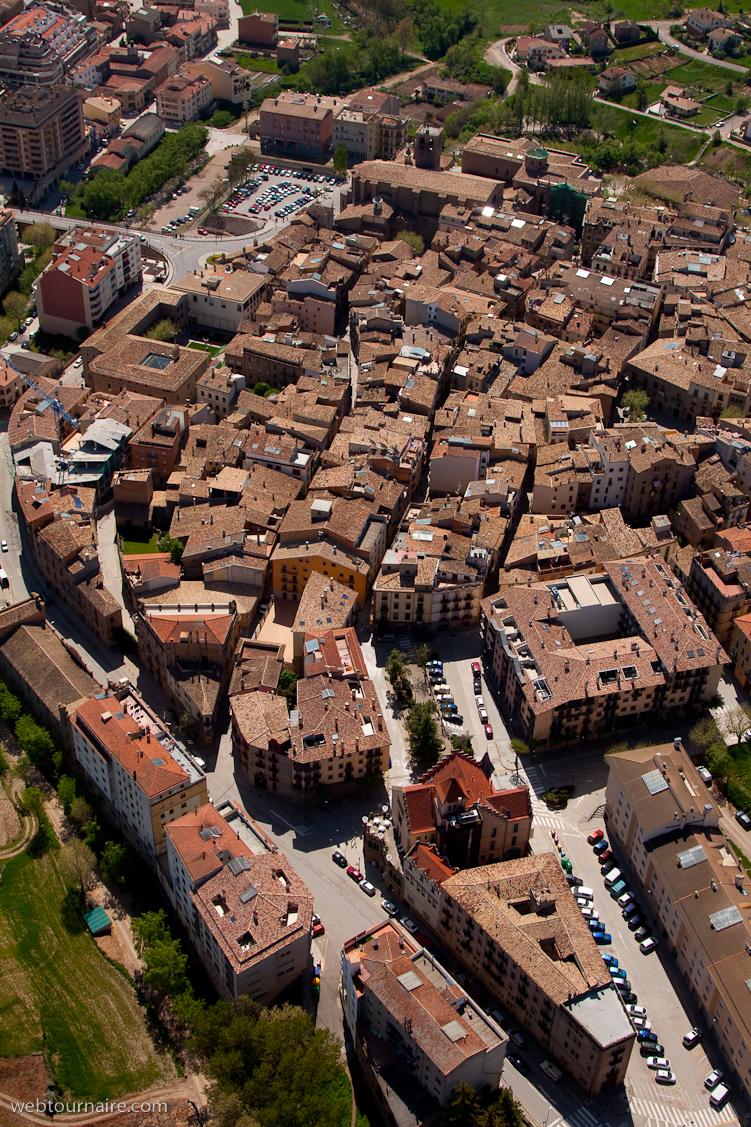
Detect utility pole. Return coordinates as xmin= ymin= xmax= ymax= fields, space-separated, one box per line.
xmin=243 ymin=100 xmax=250 ymax=136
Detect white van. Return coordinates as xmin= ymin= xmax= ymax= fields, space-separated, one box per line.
xmin=709 ymin=1084 xmax=730 ymax=1109
xmin=576 ymin=887 xmax=594 ymax=901
xmin=604 ymin=868 xmax=622 ymax=888
xmin=540 ymin=1060 xmax=563 ymax=1082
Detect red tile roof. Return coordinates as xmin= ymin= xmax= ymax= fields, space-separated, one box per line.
xmin=403 ymin=784 xmax=436 ymax=834
xmin=409 ymin=842 xmax=458 ymax=885
xmin=165 ymin=801 xmax=250 ymax=883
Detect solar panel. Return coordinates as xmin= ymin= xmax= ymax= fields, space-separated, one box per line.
xmin=229 ymin=856 xmax=251 ymax=875
xmin=710 ymin=905 xmax=742 ymax=931
xmin=239 ymin=886 xmax=258 ymax=904
xmin=677 ymin=845 xmax=707 ymax=869
xmin=642 ymin=769 xmax=669 ymax=795
xmin=397 ymin=970 xmax=422 ymax=991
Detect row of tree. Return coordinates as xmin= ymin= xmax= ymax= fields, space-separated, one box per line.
xmin=67 ymin=123 xmax=208 ymax=221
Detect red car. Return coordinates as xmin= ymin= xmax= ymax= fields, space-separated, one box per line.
xmin=484 ymin=723 xmax=493 ymax=738
xmin=347 ymin=865 xmax=363 ymax=882
xmin=471 ymin=661 xmax=481 ymax=675
xmin=198 ymin=227 xmax=207 ymax=235
xmin=312 ymin=913 xmax=325 ymax=938
xmin=599 ymin=849 xmax=613 ymax=863
xmin=587 ymin=829 xmax=604 ymax=845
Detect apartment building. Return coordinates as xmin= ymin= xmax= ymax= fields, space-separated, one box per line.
xmin=155 ymin=70 xmax=211 ymax=121
xmin=435 ymin=855 xmax=634 ymax=1095
xmin=605 ymin=741 xmax=751 ymax=1104
xmin=341 ymin=920 xmax=505 ymax=1122
xmin=373 ymin=534 xmax=489 ymax=634
xmin=377 ymin=114 xmax=406 ymax=160
xmin=626 ymin=338 xmax=751 ymax=423
xmin=0 ymin=207 xmax=18 ymax=296
xmin=164 ymin=801 xmax=313 ymax=1004
xmin=0 ymin=84 xmax=88 ymax=197
xmin=391 ymin=752 xmax=532 ymax=869
xmin=69 ymin=687 xmax=208 ymax=864
xmin=231 ymin=670 xmax=390 ymax=801
xmin=729 ymin=611 xmax=751 ymax=690
xmin=225 ymin=335 xmax=323 ymax=389
xmin=37 ymin=229 xmax=142 ymax=336
xmin=129 ymin=405 xmax=186 ymax=485
xmin=259 ymin=92 xmax=336 ymax=158
xmin=172 ymin=268 xmax=267 ymax=332
xmin=292 ymin=571 xmax=356 ymax=660
xmin=684 ymin=550 xmax=751 ymax=647
xmin=480 ymin=561 xmax=727 ymax=747
xmin=0 ymin=5 xmax=96 ymax=87
xmin=83 ymin=96 xmax=121 ymax=129
xmin=185 ymin=55 xmax=252 ymax=103
xmin=237 ymin=10 xmax=277 ymax=46
xmin=135 ymin=601 xmax=242 ymax=743
xmin=333 ymin=108 xmax=378 ymax=162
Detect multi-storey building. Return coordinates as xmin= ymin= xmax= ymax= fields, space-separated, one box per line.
xmin=0 ymin=5 xmax=96 ymax=87
xmin=154 ymin=70 xmax=211 ymax=121
xmin=606 ymin=741 xmax=751 ymax=1104
xmin=185 ymin=55 xmax=252 ymax=103
xmin=684 ymin=549 xmax=751 ymax=647
xmin=164 ymin=800 xmax=314 ymax=1003
xmin=0 ymin=207 xmax=18 ymax=295
xmin=341 ymin=919 xmax=506 ymax=1122
xmin=69 ymin=686 xmax=208 ymax=865
xmin=171 ymin=267 xmax=267 ymax=332
xmin=332 ymin=108 xmax=378 ymax=162
xmin=0 ymin=84 xmax=88 ymax=197
xmin=231 ymin=671 xmax=390 ymax=803
xmin=435 ymin=855 xmax=634 ymax=1095
xmin=37 ymin=229 xmax=142 ymax=336
xmin=259 ymin=91 xmax=336 ymax=158
xmin=129 ymin=404 xmax=186 ymax=485
xmin=481 ymin=561 xmax=727 ymax=746
xmin=392 ymin=752 xmax=532 ymax=868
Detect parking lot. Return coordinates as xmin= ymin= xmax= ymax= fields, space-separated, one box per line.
xmin=213 ymin=163 xmax=339 ymax=226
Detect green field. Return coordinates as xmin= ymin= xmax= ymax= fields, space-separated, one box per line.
xmin=0 ymin=852 xmax=171 ymax=1100
xmin=667 ymin=56 xmax=748 ymax=92
xmin=595 ymin=102 xmax=708 ymax=158
xmin=610 ymin=41 xmax=665 ymax=64
xmin=239 ymin=0 xmax=344 ymax=32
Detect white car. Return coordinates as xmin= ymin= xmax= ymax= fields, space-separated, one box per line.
xmin=626 ymin=1005 xmax=647 ymax=1018
xmin=647 ymin=1057 xmax=670 ymax=1070
xmin=475 ymin=696 xmax=485 ymax=710
xmin=399 ymin=915 xmax=419 ymax=934
xmin=381 ymin=900 xmax=398 ymax=916
xmin=683 ymin=1027 xmax=701 ymax=1048
xmin=654 ymin=1070 xmax=676 ymax=1085
xmin=359 ymin=880 xmax=376 ymax=897
xmin=73 ymin=357 xmax=83 ymax=368
xmin=640 ymin=936 xmax=658 ymax=954
xmin=705 ymin=1069 xmax=724 ymax=1089
xmin=632 ymin=1017 xmax=652 ymax=1031
xmin=580 ymin=907 xmax=599 ymax=921
xmin=0 ymin=540 xmax=7 ymax=552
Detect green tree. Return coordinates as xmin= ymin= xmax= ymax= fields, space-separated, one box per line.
xmin=278 ymin=668 xmax=299 ymax=710
xmin=689 ymin=716 xmax=722 ymax=750
xmin=405 ymin=700 xmax=442 ymax=764
xmin=442 ymin=1081 xmax=482 ymax=1127
xmin=333 ymin=143 xmax=349 ymax=177
xmin=59 ymin=837 xmax=96 ymax=896
xmin=176 ymin=710 xmax=196 ymax=740
xmin=190 ymin=1000 xmax=349 ymax=1127
xmin=706 ymin=742 xmax=730 ymax=777
xmin=57 ymin=775 xmax=77 ymax=814
xmin=82 ymin=817 xmax=101 ymax=851
xmin=15 ymin=715 xmax=55 ymax=765
xmin=396 ymin=15 xmax=414 ymax=58
xmin=622 ymin=388 xmax=649 ymax=421
xmin=132 ymin=909 xmax=170 ymax=956
xmin=23 ymin=222 xmax=56 ymax=250
xmin=158 ymin=532 xmax=184 ymax=564
xmin=143 ymin=936 xmax=189 ymax=994
xmin=21 ymin=786 xmax=44 ymax=821
xmin=3 ymin=290 xmax=28 ymax=330
xmin=385 ymin=648 xmax=412 ymax=706
xmin=0 ymin=682 xmax=22 ymax=723
xmin=7 ymin=180 xmax=27 ymax=208
xmin=720 ymin=405 xmax=744 ymax=419
xmin=413 ymin=643 xmax=437 ymax=685
xmin=510 ymin=738 xmax=530 ymax=757
xmin=395 ymin=229 xmax=424 ymax=254
xmin=146 ymin=318 xmax=179 ymax=342
xmin=211 ymin=109 xmax=237 ymax=129
xmin=69 ymin=796 xmax=93 ymax=826
xmin=736 ymin=93 xmax=751 ymax=113
xmin=100 ymin=840 xmax=131 ymax=885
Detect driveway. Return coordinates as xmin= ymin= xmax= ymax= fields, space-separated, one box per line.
xmin=483 ymin=38 xmax=545 ymax=96
xmin=648 ymin=20 xmax=748 ymax=72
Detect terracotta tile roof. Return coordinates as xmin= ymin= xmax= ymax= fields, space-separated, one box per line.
xmin=403 ymin=784 xmax=437 ymax=834
xmin=165 ymin=801 xmax=251 ymax=883
xmin=408 ymin=842 xmax=458 ymax=885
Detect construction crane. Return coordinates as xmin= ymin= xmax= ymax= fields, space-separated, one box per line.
xmin=10 ymin=357 xmax=79 ymax=481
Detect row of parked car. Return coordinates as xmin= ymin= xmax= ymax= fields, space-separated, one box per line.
xmin=583 ymin=829 xmax=731 ymax=1108
xmin=428 ymin=660 xmax=464 ymax=728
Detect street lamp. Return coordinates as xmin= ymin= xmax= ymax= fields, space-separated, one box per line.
xmin=543 ymin=1108 xmax=555 ymax=1127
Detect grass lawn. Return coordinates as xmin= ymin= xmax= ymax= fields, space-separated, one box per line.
xmin=0 ymin=851 xmax=171 ymax=1100
xmin=188 ymin=340 xmax=223 ymax=358
xmin=120 ymin=529 xmax=160 ymax=554
xmin=621 ymin=81 xmax=669 ymax=108
xmin=668 ymin=57 xmax=747 ymax=93
xmin=610 ymin=41 xmax=665 ymax=64
xmin=594 ymin=102 xmax=708 ymax=159
xmin=239 ymin=0 xmax=343 ymax=32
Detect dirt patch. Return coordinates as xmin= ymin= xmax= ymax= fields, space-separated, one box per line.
xmin=0 ymin=1055 xmax=51 ymax=1101
xmin=631 ymin=55 xmax=680 ymax=77
xmin=394 ymin=65 xmax=438 ymax=97
xmin=0 ymin=784 xmax=19 ymax=849
xmin=202 ymin=214 xmax=262 ymax=236
xmin=499 ymin=24 xmax=528 ymax=32
xmin=95 ymin=931 xmax=127 ymax=967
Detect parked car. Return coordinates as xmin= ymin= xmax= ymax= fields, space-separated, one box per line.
xmin=381 ymin=900 xmax=398 ymax=916
xmin=632 ymin=1017 xmax=652 ymax=1031
xmin=593 ymin=839 xmax=609 ymax=855
xmin=609 ymin=879 xmax=628 ymax=898
xmin=637 ymin=1030 xmax=658 ymax=1044
xmin=655 ymin=1070 xmax=676 ymax=1086
xmin=647 ymin=1057 xmax=670 ymax=1070
xmin=626 ymin=1005 xmax=647 ymax=1018
xmin=359 ymin=880 xmax=376 ymax=897
xmin=598 ymin=849 xmax=613 ymax=863
xmin=593 ymin=931 xmax=612 ymax=945
xmin=698 ymin=766 xmax=712 ymax=784
xmin=587 ymin=830 xmax=604 ymax=845
xmin=507 ymin=1029 xmax=526 ymax=1048
xmin=641 ymin=1042 xmax=664 ymax=1058
xmin=736 ymin=810 xmax=751 ymax=830
xmin=399 ymin=916 xmax=419 ymax=934
xmin=623 ymin=903 xmax=641 ymax=921
xmin=507 ymin=1053 xmax=528 ymax=1076
xmin=602 ymin=954 xmax=618 ymax=968
xmin=640 ymin=936 xmax=658 ymax=954
xmin=471 ymin=661 xmax=480 ymax=675
xmin=627 ymin=916 xmax=645 ymax=932
xmin=484 ymin=724 xmax=493 ymax=738
xmin=581 ymin=907 xmax=599 ymax=921
xmin=332 ymin=850 xmax=347 ymax=867
xmin=347 ymin=866 xmax=363 ymax=882
xmin=705 ymin=1069 xmax=724 ymax=1090
xmin=600 ymin=859 xmax=616 ymax=875
xmin=634 ymin=927 xmax=650 ymax=942
xmin=565 ymin=874 xmax=583 ymax=888
xmin=312 ymin=913 xmax=325 ymax=938
xmin=683 ymin=1027 xmax=701 ymax=1048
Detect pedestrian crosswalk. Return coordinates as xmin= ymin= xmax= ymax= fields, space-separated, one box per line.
xmin=565 ymin=1106 xmax=599 ymax=1127
xmin=629 ymin=1095 xmax=737 ymax=1126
